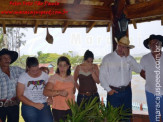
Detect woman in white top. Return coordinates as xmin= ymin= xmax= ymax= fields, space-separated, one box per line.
xmin=16 ymin=57 xmax=53 ymax=122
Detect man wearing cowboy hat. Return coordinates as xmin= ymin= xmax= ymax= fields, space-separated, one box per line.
xmin=0 ymin=48 xmax=24 ymax=122
xmin=140 ymin=34 xmax=163 ymax=122
xmin=100 ymin=36 xmax=142 ymax=121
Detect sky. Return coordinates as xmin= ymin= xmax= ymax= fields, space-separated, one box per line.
xmin=20 ymin=20 xmax=163 ymax=58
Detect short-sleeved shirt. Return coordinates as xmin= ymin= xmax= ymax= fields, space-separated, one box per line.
xmin=18 ymin=72 xmax=48 ymax=103
xmin=0 ymin=66 xmax=24 ymax=99
xmin=48 ymin=74 xmax=75 ymax=110
xmin=140 ymin=52 xmax=163 ymax=95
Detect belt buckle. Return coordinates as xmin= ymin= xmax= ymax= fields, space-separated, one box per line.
xmin=86 ymin=92 xmax=91 ymax=96
xmin=0 ymin=102 xmax=3 ymax=107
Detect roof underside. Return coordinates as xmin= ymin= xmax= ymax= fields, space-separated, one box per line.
xmin=0 ymin=0 xmax=163 ymax=33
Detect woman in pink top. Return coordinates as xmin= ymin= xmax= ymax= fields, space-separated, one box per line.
xmin=43 ymin=56 xmax=75 ymax=122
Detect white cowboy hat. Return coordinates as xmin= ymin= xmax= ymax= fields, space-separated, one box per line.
xmin=115 ymin=36 xmax=135 ymax=49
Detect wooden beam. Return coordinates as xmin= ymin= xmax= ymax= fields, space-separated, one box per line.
xmin=111 ymin=0 xmax=129 ymax=51
xmin=125 ymin=0 xmax=130 ymax=5
xmin=21 ymin=20 xmax=27 ymax=25
xmin=2 ymin=20 xmax=6 ymax=34
xmin=0 ymin=23 xmax=110 ymax=28
xmin=125 ymin=0 xmax=163 ymax=19
xmin=62 ymin=21 xmax=69 ymax=33
xmin=107 ymin=22 xmax=111 ymax=32
xmin=161 ymin=16 xmax=163 ymax=26
xmin=100 ymin=0 xmax=114 ymax=8
xmin=110 ymin=1 xmax=119 ymax=51
xmin=116 ymin=0 xmax=126 ymax=18
xmin=34 ymin=20 xmax=39 ymax=34
xmin=73 ymin=0 xmax=81 ymax=6
xmin=0 ymin=0 xmax=111 ymax=21
xmin=86 ymin=21 xmax=96 ymax=33
xmin=131 ymin=20 xmax=137 ymax=29
xmin=0 ymin=0 xmax=162 ymax=24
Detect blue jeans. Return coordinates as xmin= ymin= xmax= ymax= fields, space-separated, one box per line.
xmin=22 ymin=103 xmax=53 ymax=122
xmin=107 ymin=87 xmax=132 ymax=122
xmin=77 ymin=92 xmax=100 ymax=106
xmin=146 ymin=91 xmax=163 ymax=122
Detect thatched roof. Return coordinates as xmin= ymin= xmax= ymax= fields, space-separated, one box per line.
xmin=0 ymin=0 xmax=162 ymax=33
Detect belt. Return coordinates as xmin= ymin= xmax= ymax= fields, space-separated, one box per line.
xmin=109 ymin=83 xmax=131 ymax=92
xmin=0 ymin=97 xmax=19 ymax=107
xmin=79 ymin=92 xmax=97 ymax=96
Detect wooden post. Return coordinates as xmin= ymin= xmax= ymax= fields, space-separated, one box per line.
xmin=110 ymin=0 xmax=129 ymax=51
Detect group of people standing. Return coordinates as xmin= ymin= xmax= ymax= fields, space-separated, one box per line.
xmin=0 ymin=34 xmax=163 ymax=122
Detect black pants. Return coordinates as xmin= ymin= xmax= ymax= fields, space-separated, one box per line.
xmin=0 ymin=105 xmax=19 ymax=122
xmin=52 ymin=109 xmax=72 ymax=122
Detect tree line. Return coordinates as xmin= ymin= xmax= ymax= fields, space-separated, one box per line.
xmin=12 ymin=51 xmax=84 ymax=70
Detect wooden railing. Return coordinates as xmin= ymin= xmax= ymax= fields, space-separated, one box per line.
xmin=131 ymin=111 xmax=162 ymax=122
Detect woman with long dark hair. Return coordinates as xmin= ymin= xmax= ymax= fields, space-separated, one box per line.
xmin=74 ymin=50 xmax=100 ymax=105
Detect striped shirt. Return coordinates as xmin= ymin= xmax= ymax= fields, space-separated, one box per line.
xmin=0 ymin=66 xmax=24 ymax=99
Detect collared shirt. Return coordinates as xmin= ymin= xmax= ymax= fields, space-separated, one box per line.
xmin=0 ymin=66 xmax=24 ymax=99
xmin=99 ymin=51 xmax=142 ymax=92
xmin=140 ymin=52 xmax=163 ymax=95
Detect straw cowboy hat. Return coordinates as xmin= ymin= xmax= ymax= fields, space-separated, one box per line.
xmin=115 ymin=36 xmax=135 ymax=49
xmin=143 ymin=34 xmax=163 ymax=49
xmin=0 ymin=48 xmax=18 ymax=64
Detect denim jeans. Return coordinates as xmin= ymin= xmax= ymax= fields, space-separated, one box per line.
xmin=107 ymin=87 xmax=132 ymax=122
xmin=22 ymin=103 xmax=53 ymax=122
xmin=0 ymin=105 xmax=19 ymax=122
xmin=146 ymin=91 xmax=163 ymax=122
xmin=77 ymin=92 xmax=100 ymax=106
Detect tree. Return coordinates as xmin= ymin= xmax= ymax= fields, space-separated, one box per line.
xmin=0 ymin=27 xmax=26 ymax=54
xmin=37 ymin=52 xmax=61 ymax=65
xmin=12 ymin=55 xmax=30 ymax=69
xmin=0 ymin=28 xmax=4 ymax=49
xmin=6 ymin=28 xmax=26 ymax=53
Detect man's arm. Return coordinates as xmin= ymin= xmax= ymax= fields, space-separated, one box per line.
xmin=126 ymin=56 xmax=142 ymax=73
xmin=73 ymin=65 xmax=80 ymax=90
xmin=139 ymin=56 xmax=146 ymax=79
xmin=123 ymin=47 xmax=142 ymax=73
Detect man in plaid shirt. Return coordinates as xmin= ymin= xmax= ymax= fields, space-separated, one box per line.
xmin=0 ymin=48 xmax=24 ymax=122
